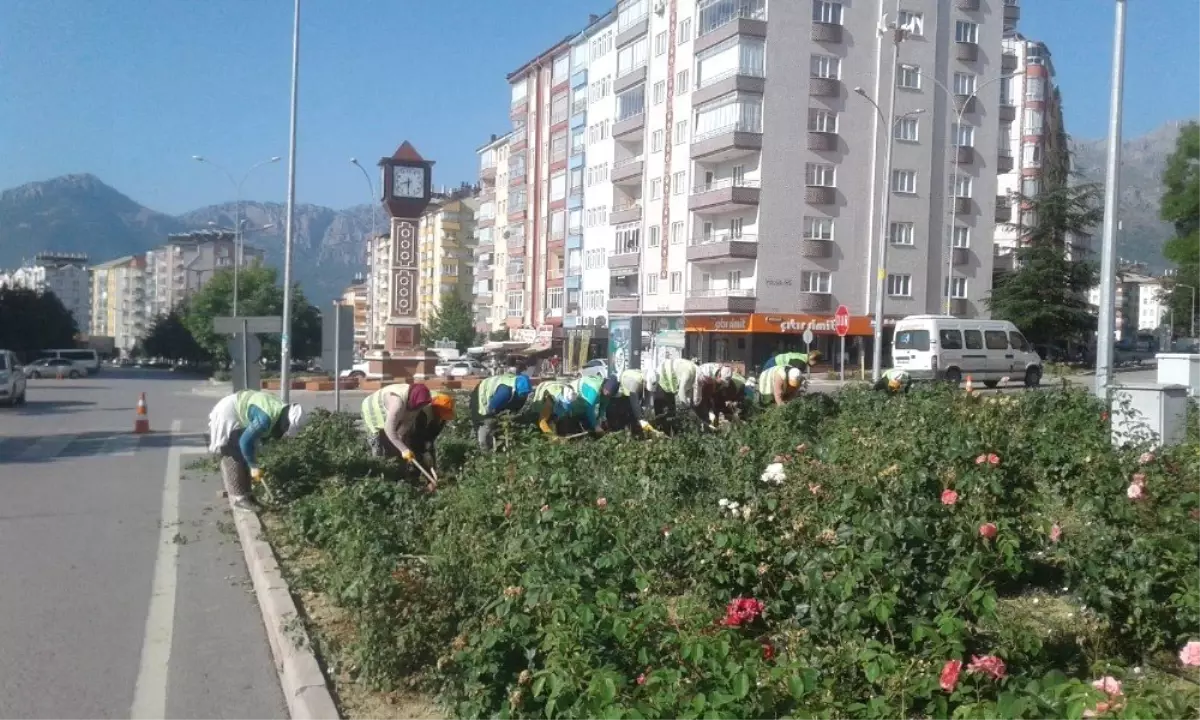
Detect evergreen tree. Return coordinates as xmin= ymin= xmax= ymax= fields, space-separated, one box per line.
xmin=140 ymin=308 xmax=209 ymax=362
xmin=0 ymin=287 xmax=78 ymax=362
xmin=423 ymin=292 xmax=476 ymax=351
xmin=1160 ymin=121 xmax=1199 ymax=336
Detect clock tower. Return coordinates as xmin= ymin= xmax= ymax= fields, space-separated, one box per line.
xmin=377 ymin=141 xmax=434 ymax=355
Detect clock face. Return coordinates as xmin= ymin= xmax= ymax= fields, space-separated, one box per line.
xmin=392 ymin=165 xmax=426 ymax=199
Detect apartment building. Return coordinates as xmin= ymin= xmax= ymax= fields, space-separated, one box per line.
xmin=1087 ymin=265 xmax=1170 ymax=340
xmin=145 ymin=230 xmax=264 ymax=317
xmin=474 ymin=133 xmax=511 ymax=333
xmin=341 ymin=277 xmax=369 ymax=350
xmin=90 ymin=255 xmax=148 ymax=356
xmin=416 ymin=190 xmax=479 ymax=325
xmin=0 ymin=252 xmax=92 ymax=332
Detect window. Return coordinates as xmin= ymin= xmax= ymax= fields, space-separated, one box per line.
xmin=800 ymin=271 xmax=831 ymax=293
xmin=569 ymin=206 xmax=583 ymax=232
xmin=813 ymin=0 xmax=843 ymax=24
xmin=898 ymin=10 xmax=924 ymax=36
xmin=651 ymin=178 xmax=662 ymax=200
xmin=953 ymin=123 xmax=975 ymax=148
xmin=953 ymin=176 xmax=973 ymax=198
xmin=552 ymin=54 xmax=570 ymax=83
xmin=653 ymin=80 xmax=666 ymax=104
xmin=547 ymin=287 xmax=565 ymax=311
xmin=571 ymin=129 xmax=585 ymax=156
xmin=615 ymin=223 xmax=640 ymax=254
xmin=953 ymin=73 xmax=977 ymax=98
xmin=891 ymin=169 xmax=917 ymax=194
xmin=617 ymin=0 xmax=648 ymax=31
xmin=616 ymin=85 xmax=646 ymax=121
xmin=654 ymin=31 xmax=667 ymax=55
xmin=648 ymin=225 xmax=660 ymax=247
xmin=694 ymin=94 xmax=763 ymax=137
xmin=939 ymin=329 xmax=963 ymax=350
xmin=897 ymin=64 xmax=921 ymax=89
xmin=550 ymin=171 xmax=566 ymax=201
xmin=894 ymin=116 xmax=919 ymax=141
xmin=651 ymin=129 xmax=664 ymax=152
xmin=886 ymin=274 xmax=912 ymax=297
xmin=673 ymin=171 xmax=686 ymax=195
xmin=806 ymin=163 xmax=836 ymax=187
xmin=945 ymin=277 xmax=967 ymax=300
xmin=964 ymin=329 xmax=983 ymax=350
xmin=678 ymin=17 xmax=692 ymax=43
xmin=590 ymin=30 xmax=613 ymax=60
xmin=955 ymin=20 xmax=978 ymax=44
xmin=1008 ymin=331 xmax=1029 ymax=351
xmin=889 ymin=221 xmax=915 ymax=245
xmin=671 ymin=221 xmax=685 ymax=244
xmin=675 ymin=69 xmax=690 ymax=95
xmin=670 ymin=271 xmax=683 ymax=293
xmin=807 ymin=108 xmax=838 ymax=133
xmin=1023 ymin=141 xmax=1043 ymax=167
xmin=895 ymin=329 xmax=930 ymax=351
xmin=730 ymin=217 xmax=744 ymax=237
xmin=810 ymin=54 xmax=840 ymax=79
xmin=695 ymin=37 xmax=765 ymax=87
xmin=731 ymin=164 xmax=746 ymax=185
xmin=1024 ymin=109 xmax=1044 ymax=134
xmin=675 ymin=119 xmax=688 ymax=144
xmin=616 ymin=36 xmax=649 ymax=76
xmin=1022 ymin=176 xmax=1041 ymax=197
xmin=645 ymin=272 xmax=658 ymax=294
xmin=1025 ymin=77 xmax=1045 ymax=101
xmin=984 ymin=330 xmax=1009 ymax=350
xmin=803 ymin=216 xmax=833 ymax=240
xmin=952 ymin=226 xmax=970 ymax=248
xmin=506 ymin=291 xmax=524 ymax=317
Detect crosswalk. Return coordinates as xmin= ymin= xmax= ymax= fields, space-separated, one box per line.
xmin=0 ymin=433 xmax=148 ymax=464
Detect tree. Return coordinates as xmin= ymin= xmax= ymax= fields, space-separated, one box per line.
xmin=1160 ymin=121 xmax=1199 ymax=336
xmin=182 ymin=265 xmax=322 ymax=363
xmin=141 ymin=308 xmax=208 ymax=362
xmin=987 ymin=183 xmax=1103 ymax=348
xmin=0 ymin=287 xmax=78 ymax=362
xmin=423 ymin=292 xmax=476 ymax=351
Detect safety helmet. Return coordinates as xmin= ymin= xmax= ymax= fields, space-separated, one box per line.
xmin=717 ymin=365 xmax=733 ymax=383
xmin=514 ymin=374 xmax=532 ymax=396
xmin=601 ymin=376 xmax=620 ymax=396
xmin=786 ymin=367 xmax=803 ymax=388
xmin=284 ymin=404 xmax=307 ymax=437
xmin=430 ymin=392 xmax=455 ymax=421
xmin=888 ymin=378 xmax=902 ymax=391
xmin=408 ymin=383 xmax=433 ymax=410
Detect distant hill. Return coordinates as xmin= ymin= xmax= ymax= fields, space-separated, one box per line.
xmin=0 ymin=173 xmax=386 ymax=304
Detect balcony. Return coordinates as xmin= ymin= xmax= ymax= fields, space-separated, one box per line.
xmin=811 ymin=22 xmax=842 ymax=43
xmin=685 ymin=288 xmax=757 ymax=313
xmin=997 ymin=149 xmax=1014 ymax=173
xmin=993 ymin=250 xmax=1016 ymax=273
xmin=956 ymin=42 xmax=979 ymax=62
xmin=608 ymin=294 xmax=640 ymax=314
xmin=507 ymin=236 xmax=527 ymax=254
xmin=799 ymin=237 xmax=834 ymax=259
xmin=954 ymin=146 xmax=975 ymax=164
xmin=949 ymin=297 xmax=970 ymax=316
xmin=809 ymin=77 xmax=840 ymax=97
xmin=805 ymin=186 xmax=836 ymax=205
xmin=956 ymin=0 xmax=980 ymax=9
xmin=691 ymin=122 xmax=763 ymax=161
xmin=508 ymin=208 xmax=528 ymax=224
xmin=509 ymin=171 xmax=526 ymax=187
xmin=1001 ymin=52 xmax=1018 ymax=73
xmin=608 ymin=246 xmax=641 ymax=272
xmin=615 ymin=10 xmax=648 ymax=48
xmin=995 ymin=197 xmax=1012 ymax=221
xmin=480 ymin=164 xmax=496 ymax=183
xmin=955 ymin=196 xmax=974 ymax=215
xmin=510 ymin=129 xmax=528 ymax=152
xmin=614 ymin=64 xmax=648 ymax=95
xmin=696 ymin=0 xmax=767 ymax=53
xmin=953 ymin=247 xmax=971 ymax=266
xmin=1004 ymin=0 xmax=1020 ymax=23
xmin=510 ymin=98 xmax=528 ymax=120
xmin=797 ymin=291 xmax=832 ymax=312
xmin=610 ymin=201 xmax=643 ymax=225
xmin=687 ymin=233 xmax=759 ymax=263
xmin=612 ymin=156 xmax=644 ymax=184
xmin=999 ymin=102 xmax=1016 ymax=122
xmin=689 ymin=178 xmax=761 ymax=213
xmin=806 ymin=131 xmax=838 ymax=151
xmin=571 ymin=98 xmax=587 ymax=116
xmin=614 ymin=89 xmax=646 ymax=138
xmin=955 ymin=95 xmax=977 ymax=114
xmin=694 ymin=68 xmax=766 ymax=106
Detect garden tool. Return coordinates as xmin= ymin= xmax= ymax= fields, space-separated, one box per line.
xmin=251 ymin=467 xmax=275 ymax=503
xmin=562 ymin=431 xmax=591 ymax=441
xmin=410 ymin=456 xmax=438 ymax=487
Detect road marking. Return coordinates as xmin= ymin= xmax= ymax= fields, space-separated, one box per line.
xmin=16 ymin=435 xmax=75 ymax=463
xmin=131 ymin=419 xmax=201 ymax=719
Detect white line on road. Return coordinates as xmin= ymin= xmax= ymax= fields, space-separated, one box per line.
xmin=130 ymin=419 xmax=202 ymax=719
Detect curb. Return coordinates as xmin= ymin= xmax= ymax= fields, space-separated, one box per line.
xmin=228 ymin=499 xmax=340 ymax=720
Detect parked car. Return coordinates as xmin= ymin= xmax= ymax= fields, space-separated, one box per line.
xmin=0 ymin=350 xmax=27 ymax=406
xmin=891 ymin=315 xmax=1042 ymax=387
xmin=38 ymin=348 xmax=100 ymax=375
xmin=448 ymin=360 xmax=486 ymax=378
xmin=24 ymin=357 xmax=81 ymax=379
xmin=579 ymin=358 xmax=610 ymax=378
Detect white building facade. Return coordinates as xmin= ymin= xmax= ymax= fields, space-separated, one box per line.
xmin=0 ymin=252 xmax=92 ymax=332
xmin=577 ymin=13 xmax=618 ymax=328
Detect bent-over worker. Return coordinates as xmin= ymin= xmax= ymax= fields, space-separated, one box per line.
xmin=529 ymin=380 xmax=579 ymax=435
xmin=361 ymin=383 xmax=453 ymax=465
xmin=471 ymin=372 xmax=532 ymax=450
xmin=569 ymin=375 xmax=620 ymax=434
xmin=207 ymin=390 xmax=307 ymax=511
xmin=694 ymin=363 xmax=733 ymax=425
xmin=606 ymin=368 xmax=662 ymax=435
xmin=758 ymin=365 xmax=805 ymax=407
xmin=408 ymin=392 xmax=456 ymax=474
xmin=645 ymin=357 xmax=698 ymax=416
xmin=761 ymin=351 xmax=820 ymax=373
xmin=874 ymin=368 xmax=913 ymax=394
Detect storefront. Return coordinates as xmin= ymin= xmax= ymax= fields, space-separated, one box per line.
xmin=685 ymin=313 xmax=899 ymax=374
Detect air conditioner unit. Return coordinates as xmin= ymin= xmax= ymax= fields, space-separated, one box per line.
xmin=654 ymin=0 xmax=665 ymax=15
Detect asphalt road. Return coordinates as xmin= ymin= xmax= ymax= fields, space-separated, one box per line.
xmin=0 ymin=368 xmax=286 ymax=719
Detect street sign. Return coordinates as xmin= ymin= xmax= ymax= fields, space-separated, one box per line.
xmin=227 ymin=333 xmax=262 ymax=392
xmin=802 ymin=328 xmax=814 ymax=346
xmin=835 ymin=305 xmax=851 ymax=337
xmin=321 ymin=304 xmax=355 ymax=411
xmin=214 ymin=316 xmax=284 ymax=334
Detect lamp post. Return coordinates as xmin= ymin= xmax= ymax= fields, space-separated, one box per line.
xmin=350 ymin=158 xmax=378 ymax=350
xmin=192 ymin=155 xmax=281 ymax=317
xmin=279 ymin=0 xmax=301 ymax=403
xmin=1177 ymin=283 xmax=1197 ymax=339
xmin=1095 ymin=0 xmax=1128 ymax=398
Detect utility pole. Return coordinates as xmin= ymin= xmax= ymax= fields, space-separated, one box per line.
xmin=1094 ymin=0 xmax=1127 ymax=399
xmin=279 ymin=0 xmax=301 ymax=403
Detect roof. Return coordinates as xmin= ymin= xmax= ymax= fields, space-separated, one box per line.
xmin=91 ymin=255 xmax=137 ymax=269
xmin=506 ymin=33 xmax=575 ymax=81
xmin=576 ymin=10 xmax=616 ymax=41
xmin=475 ymin=131 xmax=513 ymax=154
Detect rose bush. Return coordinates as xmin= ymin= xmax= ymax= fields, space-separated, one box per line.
xmin=258 ymin=385 xmax=1200 ymax=719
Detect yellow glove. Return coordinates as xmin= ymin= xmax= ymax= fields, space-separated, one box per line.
xmin=250 ymin=467 xmax=264 ymax=483
xmin=401 ymin=449 xmax=415 ymax=463
xmin=640 ymin=421 xmax=663 ymax=437
xmin=538 ymin=419 xmax=554 ymax=435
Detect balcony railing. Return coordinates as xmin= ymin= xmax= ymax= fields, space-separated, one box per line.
xmin=615 ymin=237 xmax=641 ymax=255
xmin=550 ymin=149 xmax=568 ymax=164
xmin=551 ymin=107 xmax=569 ymax=125
xmin=571 ymin=98 xmax=587 ymax=115
xmin=691 ymin=177 xmax=761 ymax=194
xmin=506 ymin=271 xmax=525 ymax=282
xmin=697 ymin=65 xmax=765 ymax=90
xmin=551 ymin=228 xmax=566 ymax=241
xmin=689 ymin=287 xmax=755 ymax=298
xmin=616 ymin=57 xmax=648 ymax=79
xmin=614 ymin=155 xmax=644 ymax=170
xmin=569 ymin=184 xmax=584 ymax=198
xmin=692 ymin=119 xmax=763 ymax=143
xmin=698 ymin=0 xmax=767 ymax=38
xmin=691 ymin=232 xmax=757 ymax=246
xmin=548 ymin=268 xmax=565 ymax=280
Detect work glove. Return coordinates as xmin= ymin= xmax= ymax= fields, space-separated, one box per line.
xmin=708 ymin=411 xmax=717 ymax=424
xmin=538 ymin=419 xmax=554 ymax=435
xmin=639 ymin=420 xmax=663 ymax=437
xmin=401 ymin=449 xmax=415 ymax=463
xmin=250 ymin=467 xmax=264 ymax=483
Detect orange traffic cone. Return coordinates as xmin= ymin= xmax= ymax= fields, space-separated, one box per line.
xmin=133 ymin=392 xmax=151 ymax=434
xmin=964 ymin=375 xmax=975 ymax=394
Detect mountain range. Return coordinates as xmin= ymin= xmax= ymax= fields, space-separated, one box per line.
xmin=0 ymin=121 xmax=1191 ymax=305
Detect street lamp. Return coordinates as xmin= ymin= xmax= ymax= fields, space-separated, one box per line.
xmin=192 ymin=155 xmax=281 ymax=316
xmin=279 ymin=0 xmax=302 ymax=403
xmin=1176 ymin=283 xmax=1197 ymax=338
xmin=351 ymin=157 xmax=379 ymax=350
xmin=854 ymin=83 xmax=925 ymax=383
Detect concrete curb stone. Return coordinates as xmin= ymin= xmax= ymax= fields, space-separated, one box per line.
xmin=228 ymin=498 xmax=340 ymax=719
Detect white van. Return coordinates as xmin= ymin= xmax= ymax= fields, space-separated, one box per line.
xmin=40 ymin=348 xmax=101 ymax=376
xmin=891 ymin=315 xmax=1043 ymax=387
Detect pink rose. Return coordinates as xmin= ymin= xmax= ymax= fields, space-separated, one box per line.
xmin=966 ymin=654 xmax=1006 ymax=680
xmin=979 ymin=522 xmax=998 ymax=539
xmin=939 ymin=659 xmax=962 ymax=692
xmin=636 ymin=673 xmax=647 ymax=686
xmin=1049 ymin=524 xmax=1062 ymax=543
xmin=738 ymin=446 xmax=751 ymax=456
xmin=975 ymin=454 xmax=987 ymax=465
xmin=808 ymin=483 xmax=822 ymax=495
xmin=1179 ymin=640 xmax=1200 ymax=667
xmin=540 ymin=504 xmax=550 ymax=512
xmin=941 ymin=489 xmax=959 ymax=506
xmin=987 ymin=453 xmax=1000 ymax=466
xmin=1091 ymin=676 xmax=1122 ymax=696
xmin=795 ymin=443 xmax=808 ymax=454
xmin=596 ymin=497 xmax=608 ymax=509
xmin=1131 ymin=472 xmax=1146 ymax=486
xmin=504 ymin=502 xmax=513 ymax=518
xmin=1138 ymin=451 xmax=1155 ymax=465
xmin=1127 ymin=483 xmax=1144 ymax=500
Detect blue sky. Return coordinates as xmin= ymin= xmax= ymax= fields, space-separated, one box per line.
xmin=0 ymin=0 xmax=1196 ymax=215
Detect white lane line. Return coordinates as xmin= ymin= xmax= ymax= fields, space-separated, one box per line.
xmin=131 ymin=418 xmax=202 ymax=719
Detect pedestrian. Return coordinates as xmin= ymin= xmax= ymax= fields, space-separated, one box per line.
xmin=470 ymin=372 xmax=533 ymax=450
xmin=569 ymin=374 xmax=621 ymax=435
xmin=761 ymin=350 xmax=820 ymax=373
xmin=645 ymin=357 xmax=698 ymax=416
xmin=529 ymin=380 xmax=578 ymax=436
xmin=757 ymin=365 xmax=805 ymax=407
xmin=207 ymin=390 xmax=307 ymax=511
xmin=873 ymin=368 xmax=913 ymax=394
xmin=606 ymin=368 xmax=663 ymax=436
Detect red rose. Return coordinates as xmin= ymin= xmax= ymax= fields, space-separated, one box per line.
xmin=939 ymin=659 xmax=962 ymax=692
xmin=941 ymin=489 xmax=959 ymax=506
xmin=762 ymin=643 xmax=776 ymax=660
xmin=979 ymin=522 xmax=998 ymax=539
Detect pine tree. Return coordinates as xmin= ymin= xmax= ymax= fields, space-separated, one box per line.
xmin=423 ymin=292 xmax=477 ymax=351
xmin=1160 ymin=122 xmax=1199 ymax=336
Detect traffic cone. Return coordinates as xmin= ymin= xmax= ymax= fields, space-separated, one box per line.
xmin=133 ymin=392 xmax=151 ymax=434
xmin=964 ymin=375 xmax=974 ymax=393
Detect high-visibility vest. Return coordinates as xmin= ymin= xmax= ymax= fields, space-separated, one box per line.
xmin=235 ymin=390 xmax=286 ymax=429
xmin=571 ymin=375 xmax=604 ymax=407
xmin=757 ymin=366 xmax=787 ymax=397
xmin=533 ymin=381 xmax=568 ymax=405
xmin=658 ymin=359 xmax=694 ymax=393
xmin=361 ymin=384 xmax=411 ymax=433
xmin=730 ymin=372 xmax=746 ymax=392
xmin=477 ymin=373 xmax=518 ymax=414
xmin=883 ymin=368 xmax=911 ymax=383
xmin=619 ymin=369 xmax=645 ymax=397
xmin=774 ymin=352 xmax=809 ymax=367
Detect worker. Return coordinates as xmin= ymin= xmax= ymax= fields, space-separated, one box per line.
xmin=717 ymin=371 xmax=756 ymax=422
xmin=360 ymin=382 xmax=453 ymax=465
xmin=761 ymin=350 xmax=820 ymax=373
xmin=874 ymin=368 xmax=913 ymax=394
xmin=569 ymin=375 xmax=621 ymax=434
xmin=694 ymin=363 xmax=733 ymax=426
xmin=471 ymin=372 xmax=532 ymax=450
xmin=645 ymin=357 xmax=698 ymax=416
xmin=529 ymin=380 xmax=579 ymax=435
xmin=408 ymin=391 xmax=456 ymax=478
xmin=207 ymin=390 xmax=307 ymax=511
xmin=758 ymin=365 xmax=805 ymax=406
xmin=606 ymin=368 xmax=662 ymax=436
